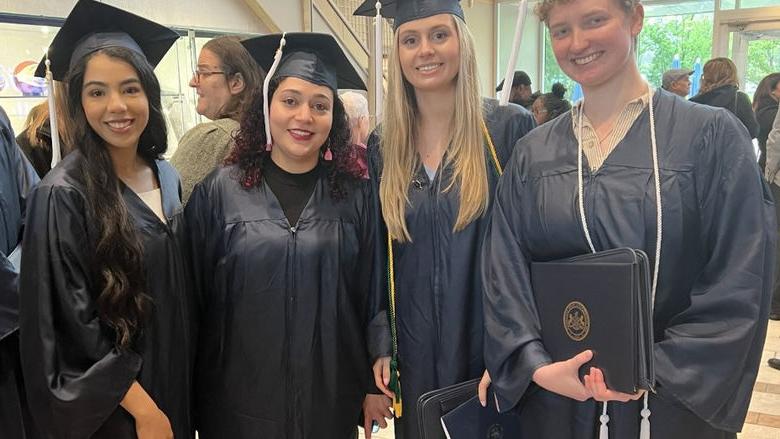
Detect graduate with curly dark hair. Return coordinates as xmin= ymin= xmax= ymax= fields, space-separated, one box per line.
xmin=187 ymin=33 xmax=388 ymax=439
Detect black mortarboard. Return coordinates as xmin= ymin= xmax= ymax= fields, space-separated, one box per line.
xmin=34 ymin=0 xmax=179 ymax=81
xmin=353 ymin=0 xmax=463 ymax=30
xmin=242 ymin=33 xmax=365 ymax=92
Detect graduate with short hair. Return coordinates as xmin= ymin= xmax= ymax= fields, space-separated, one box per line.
xmin=480 ymin=0 xmax=775 ymax=437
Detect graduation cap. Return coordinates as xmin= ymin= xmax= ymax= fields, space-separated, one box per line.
xmin=34 ymin=0 xmax=178 ymax=168
xmin=34 ymin=0 xmax=179 ymax=81
xmin=241 ymin=33 xmax=366 ymax=149
xmin=353 ymin=0 xmax=463 ymax=30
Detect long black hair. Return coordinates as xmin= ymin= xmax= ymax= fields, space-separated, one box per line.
xmin=227 ymin=77 xmax=364 ymax=200
xmin=66 ymin=46 xmax=167 ymax=349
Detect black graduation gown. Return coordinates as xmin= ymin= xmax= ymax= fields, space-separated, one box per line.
xmin=187 ymin=163 xmax=376 ymax=439
xmin=483 ymin=90 xmax=775 ymax=438
xmin=0 ymin=106 xmax=40 ymax=439
xmin=366 ymin=98 xmax=535 ymax=439
xmin=19 ymin=151 xmax=195 ymax=439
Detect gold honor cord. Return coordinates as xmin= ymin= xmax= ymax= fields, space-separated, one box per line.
xmin=385 ymin=121 xmax=501 ymax=418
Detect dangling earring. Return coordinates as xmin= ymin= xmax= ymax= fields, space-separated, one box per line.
xmin=323 ymin=139 xmax=333 ymax=161
xmin=265 ymin=143 xmax=272 ymax=152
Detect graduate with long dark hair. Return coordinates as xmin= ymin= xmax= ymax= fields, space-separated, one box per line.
xmin=19 ymin=2 xmax=194 ymax=438
xmin=188 ymin=33 xmax=387 ymax=439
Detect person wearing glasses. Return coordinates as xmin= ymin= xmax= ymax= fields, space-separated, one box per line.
xmin=171 ymin=36 xmax=262 ymax=202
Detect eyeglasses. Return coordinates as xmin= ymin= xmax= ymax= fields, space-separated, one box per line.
xmin=192 ymin=68 xmax=225 ymax=83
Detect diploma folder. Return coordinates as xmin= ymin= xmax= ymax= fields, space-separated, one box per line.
xmin=417 ymin=379 xmax=521 ymax=439
xmin=530 ymin=247 xmax=655 ymax=394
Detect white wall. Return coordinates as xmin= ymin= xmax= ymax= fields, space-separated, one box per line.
xmin=463 ymin=1 xmax=497 ymax=97
xmin=0 ymin=0 xmax=270 ymax=34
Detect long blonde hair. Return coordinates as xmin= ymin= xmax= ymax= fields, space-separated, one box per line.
xmin=380 ymin=16 xmax=487 ymax=243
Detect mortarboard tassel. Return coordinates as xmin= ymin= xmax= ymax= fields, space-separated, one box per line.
xmin=45 ymin=56 xmax=62 ymax=168
xmin=498 ymin=0 xmax=528 ymax=106
xmin=599 ymin=401 xmax=609 ymax=439
xmin=374 ymin=1 xmax=383 ymax=121
xmin=263 ymin=32 xmax=287 ymax=150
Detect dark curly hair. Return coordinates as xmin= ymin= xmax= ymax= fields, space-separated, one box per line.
xmin=66 ymin=46 xmax=166 ymax=350
xmin=226 ymin=77 xmax=365 ymax=200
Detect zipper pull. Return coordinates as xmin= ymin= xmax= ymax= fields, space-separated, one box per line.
xmin=290 ymin=226 xmax=297 ymax=234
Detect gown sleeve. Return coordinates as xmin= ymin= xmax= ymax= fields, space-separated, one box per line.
xmin=365 ymin=132 xmax=392 ymax=362
xmin=482 ymin=149 xmax=552 ymax=412
xmin=0 ymin=107 xmax=38 ymax=340
xmin=653 ymin=109 xmax=775 ymax=431
xmin=19 ymin=184 xmax=142 ymax=439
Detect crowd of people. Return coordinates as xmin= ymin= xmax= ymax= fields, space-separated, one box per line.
xmin=0 ymin=0 xmax=777 ymax=439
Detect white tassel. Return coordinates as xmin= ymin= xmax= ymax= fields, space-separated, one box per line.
xmin=640 ymin=392 xmax=651 ymax=439
xmin=498 ymin=0 xmax=527 ymax=106
xmin=263 ymin=32 xmax=286 ymax=148
xmin=599 ymin=401 xmax=609 ymax=439
xmin=45 ymin=56 xmax=61 ymax=168
xmin=374 ymin=1 xmax=383 ymax=121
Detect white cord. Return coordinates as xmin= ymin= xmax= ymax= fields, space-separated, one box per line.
xmin=45 ymin=56 xmax=61 ymax=168
xmin=576 ymin=86 xmax=661 ymax=439
xmin=263 ymin=33 xmax=287 ymax=149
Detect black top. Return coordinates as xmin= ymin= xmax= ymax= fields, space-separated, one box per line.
xmin=19 ymin=152 xmax=195 ymax=439
xmin=264 ymin=159 xmax=320 ymax=226
xmin=690 ymin=84 xmax=759 ymax=139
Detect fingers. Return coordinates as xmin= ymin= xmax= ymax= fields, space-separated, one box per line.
xmin=478 ymin=370 xmax=491 ymax=407
xmin=372 ymin=360 xmax=395 ymax=399
xmin=570 ymin=350 xmax=593 ymax=367
xmin=584 ymin=368 xmax=644 ymax=402
xmin=363 ymin=416 xmax=373 ymax=439
xmin=382 ymin=358 xmax=391 ymax=387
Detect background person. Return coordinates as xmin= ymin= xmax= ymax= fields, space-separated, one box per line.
xmin=0 ymin=105 xmax=40 ymax=439
xmin=661 ymin=68 xmax=693 ymax=98
xmin=690 ymin=57 xmax=759 ymax=139
xmin=170 ymin=35 xmax=262 ymax=203
xmin=495 ymin=70 xmax=535 ymax=109
xmin=754 ymin=72 xmax=780 ymax=174
xmin=531 ymin=82 xmax=571 ymax=125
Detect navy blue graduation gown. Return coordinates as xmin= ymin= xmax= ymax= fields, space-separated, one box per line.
xmin=187 ymin=163 xmax=376 ymax=439
xmin=366 ymin=98 xmax=535 ymax=439
xmin=0 ymin=105 xmax=40 ymax=439
xmin=483 ymin=90 xmax=775 ymax=437
xmin=19 ymin=151 xmax=195 ymax=439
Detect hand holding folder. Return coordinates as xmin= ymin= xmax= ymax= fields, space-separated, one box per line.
xmin=530 ymin=248 xmax=655 ymax=395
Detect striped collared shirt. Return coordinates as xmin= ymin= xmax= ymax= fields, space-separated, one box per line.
xmin=571 ymin=93 xmax=651 ymax=171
